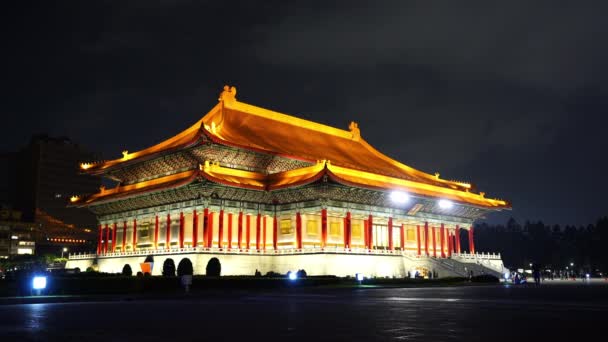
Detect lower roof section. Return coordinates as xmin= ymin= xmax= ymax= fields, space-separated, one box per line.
xmin=71 ymin=161 xmax=509 ymax=211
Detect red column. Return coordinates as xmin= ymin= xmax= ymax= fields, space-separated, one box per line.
xmin=296 ymin=212 xmax=302 ymax=249
xmin=400 ymin=224 xmax=405 ymax=251
xmin=246 ymin=214 xmax=251 ymax=249
xmin=345 ymin=211 xmax=351 ymax=249
xmin=192 ymin=210 xmax=198 ymax=248
xmin=238 ymin=211 xmax=243 ymax=249
xmin=122 ymin=221 xmax=127 ymax=251
xmin=469 ymin=226 xmax=475 ymax=254
xmin=388 ymin=217 xmax=394 ymax=251
xmin=416 ymin=225 xmax=421 ymax=256
xmin=424 ymin=222 xmax=429 ymax=256
xmin=203 ymin=208 xmax=209 ymax=248
xmin=447 ymin=232 xmax=453 ymax=258
xmin=112 ymin=222 xmax=117 ymax=252
xmin=207 ymin=212 xmax=214 ymax=248
xmin=262 ymin=216 xmax=268 ymax=250
xmin=455 ymin=225 xmax=461 ymax=253
xmin=165 ymin=214 xmax=171 ymax=249
xmin=97 ymin=224 xmax=102 ymax=254
xmin=431 ymin=225 xmax=436 ymax=257
xmin=368 ymin=214 xmax=373 ymax=250
xmin=154 ymin=215 xmax=159 ymax=249
xmin=273 ymin=214 xmax=278 ymax=250
xmin=132 ymin=218 xmax=137 ymax=250
xmin=364 ymin=220 xmax=369 ymax=248
xmin=227 ymin=213 xmax=233 ymax=249
xmin=321 ymin=209 xmax=327 ymax=248
xmin=262 ymin=215 xmax=267 ymax=250
xmin=218 ymin=209 xmax=224 ymax=249
xmin=256 ymin=213 xmax=261 ymax=250
xmin=440 ymin=223 xmax=445 ymax=258
xmin=179 ymin=212 xmax=185 ymax=249
xmin=104 ymin=224 xmax=109 ymax=254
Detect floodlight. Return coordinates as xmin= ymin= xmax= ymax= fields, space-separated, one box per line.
xmin=32 ymin=276 xmax=47 ymax=290
xmin=438 ymin=199 xmax=453 ymax=209
xmin=288 ymin=271 xmax=297 ymax=281
xmin=356 ymin=273 xmax=364 ymax=281
xmin=390 ymin=191 xmax=409 ymax=204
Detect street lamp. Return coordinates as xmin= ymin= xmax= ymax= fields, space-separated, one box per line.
xmin=61 ymin=247 xmax=68 ymax=258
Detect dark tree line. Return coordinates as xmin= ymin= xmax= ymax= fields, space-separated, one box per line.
xmin=474 ymin=217 xmax=608 ymax=274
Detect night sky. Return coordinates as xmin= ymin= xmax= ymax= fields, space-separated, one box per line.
xmin=3 ymin=1 xmax=607 ymax=226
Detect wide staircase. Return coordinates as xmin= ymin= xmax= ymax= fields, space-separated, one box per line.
xmin=403 ymin=252 xmax=506 ymax=279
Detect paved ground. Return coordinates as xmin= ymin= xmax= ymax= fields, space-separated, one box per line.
xmin=1 ymin=280 xmax=607 ymax=341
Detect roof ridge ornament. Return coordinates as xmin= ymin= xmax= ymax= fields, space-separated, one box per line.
xmin=218 ymin=85 xmax=237 ymax=103
xmin=348 ymin=121 xmax=360 ymax=141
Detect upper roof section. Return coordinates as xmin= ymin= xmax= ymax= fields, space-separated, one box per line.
xmin=80 ymin=85 xmax=471 ymax=191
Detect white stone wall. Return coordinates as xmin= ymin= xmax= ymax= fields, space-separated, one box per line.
xmin=67 ymin=252 xmax=472 ymax=278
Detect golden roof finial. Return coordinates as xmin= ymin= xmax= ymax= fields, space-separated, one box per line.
xmin=122 ymin=150 xmax=129 ymax=159
xmin=434 ymin=172 xmax=440 ymax=179
xmin=348 ymin=121 xmax=360 ymax=141
xmin=480 ymin=192 xmax=486 ymax=198
xmin=218 ymin=85 xmax=237 ymax=103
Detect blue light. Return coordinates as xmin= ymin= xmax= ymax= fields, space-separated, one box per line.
xmin=288 ymin=271 xmax=297 ymax=281
xmin=32 ymin=276 xmax=47 ymax=290
xmin=356 ymin=273 xmax=364 ymax=281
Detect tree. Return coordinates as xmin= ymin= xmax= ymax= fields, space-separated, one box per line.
xmin=206 ymin=257 xmax=221 ymax=276
xmin=122 ymin=264 xmax=133 ymax=276
xmin=177 ymin=258 xmax=193 ymax=276
xmin=162 ymin=258 xmax=176 ymax=277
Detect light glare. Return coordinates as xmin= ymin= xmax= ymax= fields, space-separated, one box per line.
xmin=288 ymin=271 xmax=297 ymax=281
xmin=438 ymin=199 xmax=453 ymax=209
xmin=390 ymin=191 xmax=409 ymax=204
xmin=32 ymin=276 xmax=47 ymax=290
xmin=356 ymin=273 xmax=364 ymax=281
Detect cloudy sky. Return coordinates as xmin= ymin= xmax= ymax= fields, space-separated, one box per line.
xmin=3 ymin=1 xmax=607 ymax=226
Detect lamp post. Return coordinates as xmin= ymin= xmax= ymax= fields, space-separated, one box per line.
xmin=61 ymin=247 xmax=68 ymax=258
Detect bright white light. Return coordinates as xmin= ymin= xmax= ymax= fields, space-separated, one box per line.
xmin=438 ymin=199 xmax=453 ymax=209
xmin=390 ymin=191 xmax=409 ymax=204
xmin=586 ymin=274 xmax=590 ymax=279
xmin=570 ymin=262 xmax=574 ymax=266
xmin=288 ymin=271 xmax=297 ymax=281
xmin=356 ymin=273 xmax=364 ymax=281
xmin=504 ymin=272 xmax=510 ymax=279
xmin=62 ymin=247 xmax=68 ymax=252
xmin=11 ymin=235 xmax=18 ymax=240
xmin=32 ymin=276 xmax=47 ymax=290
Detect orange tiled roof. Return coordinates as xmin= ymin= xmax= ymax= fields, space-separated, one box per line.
xmin=69 ymin=170 xmax=199 ymax=207
xmin=72 ymin=160 xmax=509 ymax=208
xmin=81 ymin=86 xmax=471 ymax=192
xmin=201 ymin=161 xmax=509 ymax=209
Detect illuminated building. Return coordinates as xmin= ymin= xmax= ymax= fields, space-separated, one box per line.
xmin=67 ymin=86 xmax=510 ymax=278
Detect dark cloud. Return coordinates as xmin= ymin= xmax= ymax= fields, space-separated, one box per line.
xmin=2 ymin=1 xmax=607 ymax=226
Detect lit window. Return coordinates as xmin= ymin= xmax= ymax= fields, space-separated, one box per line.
xmin=306 ymin=220 xmax=318 ymax=236
xmin=329 ymin=222 xmax=341 ymax=236
xmin=351 ymin=224 xmax=362 ymax=239
xmin=280 ymin=219 xmax=292 ymax=235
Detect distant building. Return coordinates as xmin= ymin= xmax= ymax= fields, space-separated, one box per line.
xmin=1 ymin=135 xmax=100 ymax=255
xmin=0 ymin=211 xmax=37 ymax=258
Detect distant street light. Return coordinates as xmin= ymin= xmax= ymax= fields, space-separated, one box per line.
xmin=61 ymin=247 xmax=68 ymax=258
